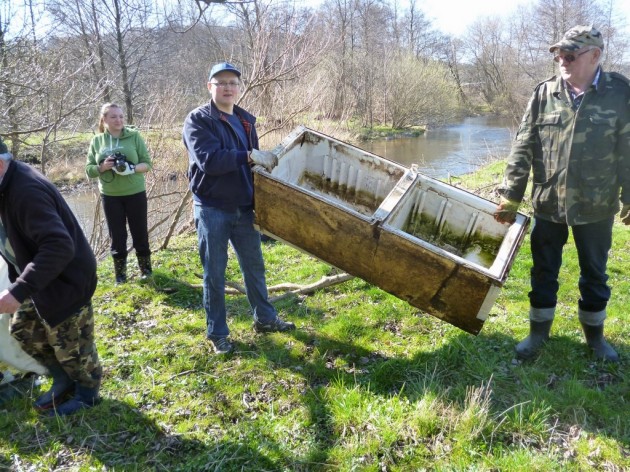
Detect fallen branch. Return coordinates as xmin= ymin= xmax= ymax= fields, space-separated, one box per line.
xmin=269 ymin=273 xmax=354 ymax=302
xmin=188 ymin=273 xmax=354 ymax=300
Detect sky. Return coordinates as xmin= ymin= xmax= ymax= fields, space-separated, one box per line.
xmin=411 ymin=0 xmax=531 ymax=36
xmin=305 ymin=0 xmax=630 ymax=37
xmin=417 ymin=0 xmax=630 ymax=37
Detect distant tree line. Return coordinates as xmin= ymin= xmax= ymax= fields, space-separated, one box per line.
xmin=1 ymin=0 xmax=628 ymax=170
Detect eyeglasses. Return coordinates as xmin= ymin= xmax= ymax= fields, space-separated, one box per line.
xmin=553 ymin=48 xmax=593 ymax=63
xmin=210 ymin=81 xmax=240 ymax=88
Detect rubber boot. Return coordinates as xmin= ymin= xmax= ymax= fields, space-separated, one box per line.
xmin=137 ymin=255 xmax=153 ymax=280
xmin=580 ymin=322 xmax=619 ymax=362
xmin=578 ymin=308 xmax=619 ymax=362
xmin=113 ymin=256 xmax=127 ymax=284
xmin=33 ymin=364 xmax=76 ymax=411
xmin=515 ymin=306 xmax=555 ymax=359
xmin=515 ymin=320 xmax=553 ymax=359
xmin=48 ymin=382 xmax=101 ymax=417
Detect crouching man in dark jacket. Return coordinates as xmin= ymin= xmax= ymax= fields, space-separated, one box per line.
xmin=0 ymin=136 xmax=102 ymax=416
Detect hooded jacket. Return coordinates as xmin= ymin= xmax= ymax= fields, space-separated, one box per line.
xmin=0 ymin=160 xmax=97 ymax=328
xmin=182 ymin=101 xmax=259 ymax=209
xmin=85 ymin=126 xmax=152 ymax=196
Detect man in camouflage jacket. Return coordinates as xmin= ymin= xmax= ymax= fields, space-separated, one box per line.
xmin=494 ymin=25 xmax=630 ymax=363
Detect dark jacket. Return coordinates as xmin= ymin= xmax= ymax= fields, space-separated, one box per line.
xmin=0 ymin=160 xmax=97 ymax=327
xmin=182 ymin=101 xmax=259 ymax=209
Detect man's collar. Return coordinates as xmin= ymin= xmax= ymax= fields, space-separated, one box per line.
xmin=592 ymin=66 xmax=602 ymax=90
xmin=564 ymin=66 xmax=601 ymax=93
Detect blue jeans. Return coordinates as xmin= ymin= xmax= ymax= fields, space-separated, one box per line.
xmin=194 ymin=205 xmax=277 ymax=338
xmin=529 ymin=217 xmax=613 ymax=312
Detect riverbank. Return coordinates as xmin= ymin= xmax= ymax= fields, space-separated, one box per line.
xmin=29 ymin=113 xmax=513 ymax=193
xmin=32 ymin=123 xmax=430 ymax=189
xmin=354 ymin=125 xmax=426 ymax=141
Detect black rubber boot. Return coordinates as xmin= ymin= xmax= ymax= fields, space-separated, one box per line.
xmin=113 ymin=256 xmax=127 ymax=284
xmin=48 ymin=383 xmax=101 ymax=417
xmin=33 ymin=364 xmax=76 ymax=411
xmin=581 ymin=322 xmax=619 ymax=362
xmin=137 ymin=255 xmax=153 ymax=279
xmin=515 ymin=320 xmax=553 ymax=359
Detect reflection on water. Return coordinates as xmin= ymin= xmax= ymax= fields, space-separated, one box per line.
xmin=362 ymin=115 xmax=514 ymax=178
xmin=64 ymin=188 xmax=100 ymax=238
xmin=63 ymin=179 xmax=190 ymax=257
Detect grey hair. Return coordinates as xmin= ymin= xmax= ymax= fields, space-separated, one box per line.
xmin=0 ymin=152 xmax=13 ymax=162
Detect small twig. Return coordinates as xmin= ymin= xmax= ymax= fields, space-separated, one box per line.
xmin=166 ymin=370 xmax=198 ymax=382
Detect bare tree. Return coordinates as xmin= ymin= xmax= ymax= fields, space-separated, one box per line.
xmin=460 ymin=0 xmax=629 ymax=121
xmin=1 ymin=0 xmax=104 ymax=171
xmin=318 ymin=0 xmax=359 ymax=121
xmin=444 ymin=37 xmax=470 ymax=109
xmin=223 ymin=0 xmax=328 ymax=135
xmin=48 ymin=0 xmax=113 ymax=103
xmin=400 ymin=0 xmax=446 ymax=59
xmin=47 ymin=0 xmax=161 ymax=124
xmin=464 ymin=17 xmax=513 ymax=114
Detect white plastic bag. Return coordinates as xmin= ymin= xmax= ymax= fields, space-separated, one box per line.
xmin=0 ymin=259 xmax=47 ymax=375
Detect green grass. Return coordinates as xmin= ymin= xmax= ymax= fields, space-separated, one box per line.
xmin=1 ymin=165 xmax=629 ymax=470
xmin=355 ymin=125 xmax=426 ymax=141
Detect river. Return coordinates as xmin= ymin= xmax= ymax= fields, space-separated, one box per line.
xmin=362 ymin=115 xmax=514 ymax=178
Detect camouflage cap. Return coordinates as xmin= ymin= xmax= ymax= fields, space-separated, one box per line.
xmin=549 ymin=25 xmax=604 ymax=53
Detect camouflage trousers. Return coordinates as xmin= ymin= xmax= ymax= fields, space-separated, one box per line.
xmin=9 ymin=299 xmax=102 ymax=389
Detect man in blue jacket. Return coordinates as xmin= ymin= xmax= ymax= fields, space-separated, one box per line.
xmin=182 ymin=62 xmax=295 ymax=355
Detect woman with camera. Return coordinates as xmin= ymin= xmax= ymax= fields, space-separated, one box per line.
xmin=85 ymin=103 xmax=153 ymax=284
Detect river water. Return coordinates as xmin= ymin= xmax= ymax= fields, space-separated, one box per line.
xmin=362 ymin=115 xmax=514 ymax=178
xmin=64 ymin=115 xmax=515 ymax=253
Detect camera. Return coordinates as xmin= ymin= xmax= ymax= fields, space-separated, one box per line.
xmin=110 ymin=152 xmax=128 ymax=173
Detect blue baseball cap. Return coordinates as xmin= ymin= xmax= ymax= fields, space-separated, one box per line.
xmin=208 ymin=62 xmax=241 ymax=80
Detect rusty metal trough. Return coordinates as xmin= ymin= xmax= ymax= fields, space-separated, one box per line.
xmin=253 ymin=126 xmax=529 ymax=334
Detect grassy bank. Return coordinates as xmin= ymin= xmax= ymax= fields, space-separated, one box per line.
xmin=354 ymin=125 xmax=425 ymax=141
xmin=1 ymin=163 xmax=629 ymax=471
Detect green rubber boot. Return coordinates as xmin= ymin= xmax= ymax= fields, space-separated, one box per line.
xmin=515 ymin=307 xmax=555 ymax=359
xmin=580 ymin=322 xmax=619 ymax=362
xmin=515 ymin=320 xmax=553 ymax=359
